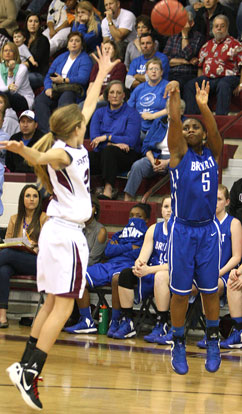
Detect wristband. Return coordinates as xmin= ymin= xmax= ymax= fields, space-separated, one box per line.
xmin=108 ymin=21 xmax=113 ymax=26
xmin=182 ymin=37 xmax=188 ymax=39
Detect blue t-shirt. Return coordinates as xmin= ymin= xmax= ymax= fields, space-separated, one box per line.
xmin=127 ymin=79 xmax=168 ymax=131
xmin=169 ymin=146 xmax=218 ymax=222
xmin=127 ymin=51 xmax=170 ymax=80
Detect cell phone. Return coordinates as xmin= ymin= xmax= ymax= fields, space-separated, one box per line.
xmin=50 ymin=72 xmax=58 ymax=77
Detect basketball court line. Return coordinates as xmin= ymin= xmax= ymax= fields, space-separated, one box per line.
xmin=0 ymin=383 xmax=242 ymax=397
xmin=1 ymin=333 xmax=241 ymax=362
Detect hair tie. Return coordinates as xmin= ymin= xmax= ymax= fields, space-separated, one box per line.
xmin=50 ymin=130 xmax=57 ymax=138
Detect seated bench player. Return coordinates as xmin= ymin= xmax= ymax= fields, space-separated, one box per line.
xmin=112 ymin=195 xmax=171 ymax=339
xmin=64 ymin=203 xmax=151 ymax=334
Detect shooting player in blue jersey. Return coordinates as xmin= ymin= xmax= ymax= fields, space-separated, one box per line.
xmin=164 ymin=79 xmax=223 ymax=375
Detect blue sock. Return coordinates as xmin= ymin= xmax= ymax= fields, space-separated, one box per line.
xmin=79 ymin=307 xmax=92 ymax=319
xmin=112 ymin=308 xmax=121 ymax=320
xmin=172 ymin=326 xmax=184 ymax=338
xmin=206 ymin=319 xmax=219 ymax=328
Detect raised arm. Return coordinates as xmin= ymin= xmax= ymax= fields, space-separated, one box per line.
xmin=164 ymin=81 xmax=187 ymax=168
xmin=195 ymin=81 xmax=222 ymax=162
xmin=0 ymin=140 xmax=70 ymax=170
xmin=82 ymin=46 xmax=120 ymax=124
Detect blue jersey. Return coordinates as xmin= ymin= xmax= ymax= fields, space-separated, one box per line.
xmin=104 ymin=217 xmax=148 ymax=264
xmin=148 ymin=221 xmax=168 ymax=266
xmin=220 ymin=213 xmax=233 ymax=279
xmin=169 ymin=146 xmax=218 ymax=222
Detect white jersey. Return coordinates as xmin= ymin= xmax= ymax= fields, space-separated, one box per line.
xmin=47 ymin=139 xmax=92 ymax=224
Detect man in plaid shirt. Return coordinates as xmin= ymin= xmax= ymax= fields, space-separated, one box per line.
xmin=163 ymin=12 xmax=205 ymax=96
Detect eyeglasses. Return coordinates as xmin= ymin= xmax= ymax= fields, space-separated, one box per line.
xmin=147 ymin=67 xmax=161 ymax=72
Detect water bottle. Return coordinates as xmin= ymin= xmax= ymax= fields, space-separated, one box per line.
xmin=98 ymin=305 xmax=109 ymax=334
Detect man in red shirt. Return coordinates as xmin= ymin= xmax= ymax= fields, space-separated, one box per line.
xmin=184 ymin=14 xmax=242 ymax=115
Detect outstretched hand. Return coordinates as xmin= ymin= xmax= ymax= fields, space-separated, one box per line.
xmin=91 ymin=44 xmax=121 ymax=77
xmin=195 ymin=80 xmax=210 ymax=106
xmin=163 ymin=81 xmax=180 ymax=98
xmin=0 ymin=140 xmax=24 ymax=154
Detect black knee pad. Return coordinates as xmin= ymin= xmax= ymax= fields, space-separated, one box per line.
xmin=118 ymin=268 xmax=137 ymax=289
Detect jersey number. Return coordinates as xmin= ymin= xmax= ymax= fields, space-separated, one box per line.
xmin=202 ymin=172 xmax=210 ymax=192
xmin=84 ymin=168 xmax=90 ymax=193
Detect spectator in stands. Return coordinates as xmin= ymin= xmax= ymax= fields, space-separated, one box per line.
xmin=13 ymin=29 xmax=38 ymax=67
xmin=24 ymin=14 xmax=50 ymax=90
xmin=35 ymin=32 xmax=93 ymax=134
xmin=5 ymin=110 xmax=43 ymax=173
xmin=194 ymin=0 xmax=237 ymax=40
xmin=85 ymin=39 xmax=126 ymax=109
xmin=18 ymin=0 xmax=50 ymax=16
xmin=163 ymin=12 xmax=205 ymax=96
xmin=71 ymin=1 xmax=102 ymax=54
xmin=84 ymin=194 xmax=108 ymax=267
xmin=64 ymin=203 xmax=150 ymax=335
xmin=229 ymin=178 xmax=242 ymax=224
xmin=125 ymin=33 xmax=169 ymax=90
xmin=64 ymin=0 xmax=78 ymax=27
xmin=0 ymin=184 xmax=47 ymax=328
xmin=219 ymin=265 xmax=242 ymax=348
xmin=89 ymin=80 xmax=141 ymax=200
xmin=42 ymin=0 xmax=72 ymax=56
xmin=0 ymin=42 xmax=34 ymax=112
xmin=127 ymin=57 xmax=168 ymax=140
xmin=184 ymin=15 xmax=242 ymax=115
xmin=101 ymin=0 xmax=136 ymax=58
xmin=124 ymin=99 xmax=185 ymax=201
xmin=124 ymin=15 xmax=156 ymax=70
xmin=113 ymin=195 xmax=171 ymax=339
xmin=0 ymin=0 xmax=18 ymax=40
xmin=0 ymin=92 xmax=20 ymax=136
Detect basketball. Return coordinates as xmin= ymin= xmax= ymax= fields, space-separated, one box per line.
xmin=151 ymin=0 xmax=188 ymax=36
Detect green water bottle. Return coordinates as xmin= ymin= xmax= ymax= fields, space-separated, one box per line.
xmin=98 ymin=305 xmax=109 ymax=334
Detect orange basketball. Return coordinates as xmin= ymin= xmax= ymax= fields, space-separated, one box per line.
xmin=151 ymin=0 xmax=188 ymax=36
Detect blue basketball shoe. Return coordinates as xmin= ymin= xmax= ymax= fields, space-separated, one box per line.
xmin=64 ymin=316 xmax=97 ymax=334
xmin=220 ymin=328 xmax=242 ymax=349
xmin=112 ymin=317 xmax=136 ymax=339
xmin=197 ymin=334 xmax=207 ymax=349
xmin=205 ymin=339 xmax=221 ymax=372
xmin=171 ymin=336 xmax=189 ymax=375
xmin=157 ymin=328 xmax=173 ymax=345
xmin=144 ymin=322 xmax=168 ymax=343
xmin=107 ymin=319 xmax=120 ymax=338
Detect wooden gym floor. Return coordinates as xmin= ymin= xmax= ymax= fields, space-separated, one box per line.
xmin=0 ymin=321 xmax=241 ymax=414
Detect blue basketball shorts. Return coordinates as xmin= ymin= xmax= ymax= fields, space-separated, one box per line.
xmin=134 ymin=273 xmax=155 ymax=304
xmin=168 ymin=217 xmax=221 ymax=295
xmin=86 ymin=261 xmax=135 ymax=287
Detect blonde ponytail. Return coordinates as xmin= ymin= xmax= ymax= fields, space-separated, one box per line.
xmin=29 ymin=132 xmax=55 ymax=194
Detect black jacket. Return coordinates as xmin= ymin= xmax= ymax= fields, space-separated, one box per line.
xmin=194 ymin=4 xmax=237 ymax=41
xmin=6 ymin=129 xmax=43 ymax=173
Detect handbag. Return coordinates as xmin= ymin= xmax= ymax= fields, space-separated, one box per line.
xmin=52 ymin=83 xmax=84 ymax=100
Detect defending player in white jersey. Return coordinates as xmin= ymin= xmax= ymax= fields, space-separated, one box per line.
xmin=2 ymin=46 xmax=120 ymax=411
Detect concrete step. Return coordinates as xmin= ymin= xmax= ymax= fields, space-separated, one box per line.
xmin=227 ymin=158 xmax=242 ymax=167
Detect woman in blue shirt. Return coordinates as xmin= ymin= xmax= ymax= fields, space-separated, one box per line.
xmin=89 ymin=80 xmax=141 ymax=200
xmin=127 ymin=57 xmax=168 ymax=140
xmin=72 ymin=1 xmax=102 ymax=54
xmin=35 ymin=32 xmax=93 ymax=134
